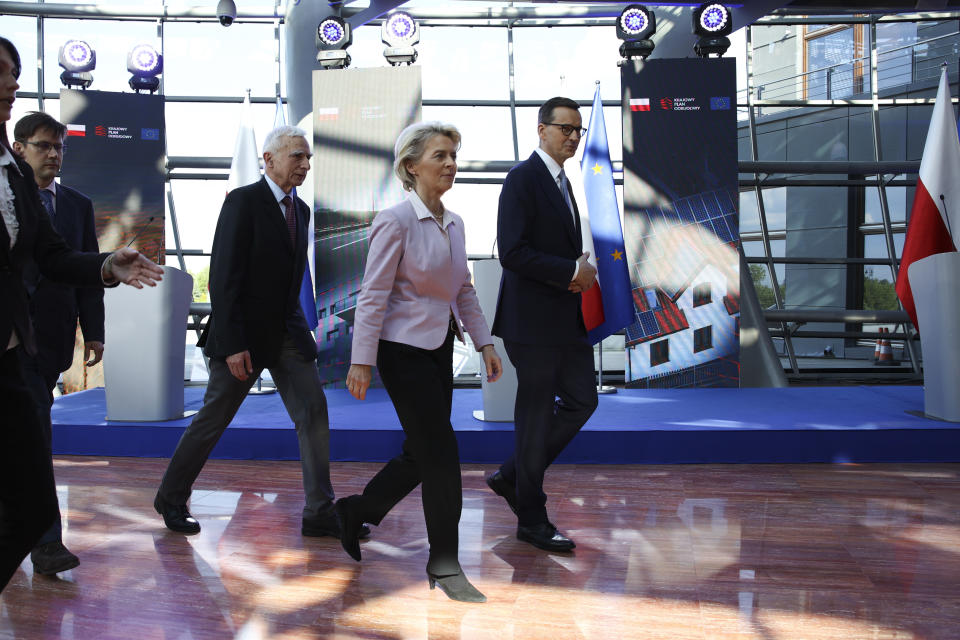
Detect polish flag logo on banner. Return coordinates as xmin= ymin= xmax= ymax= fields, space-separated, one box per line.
xmin=629 ymin=98 xmax=650 ymax=112
xmin=66 ymin=124 xmax=85 ymax=137
xmin=316 ymin=107 xmax=338 ymax=121
xmin=895 ymin=66 xmax=960 ymax=330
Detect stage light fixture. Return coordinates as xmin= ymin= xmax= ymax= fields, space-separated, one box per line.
xmin=127 ymin=44 xmax=163 ymax=93
xmin=381 ymin=11 xmax=419 ymax=66
xmin=692 ymin=3 xmax=732 ymax=58
xmin=616 ymin=4 xmax=656 ymax=62
xmin=316 ymin=15 xmax=352 ymax=70
xmin=58 ymin=39 xmax=96 ymax=89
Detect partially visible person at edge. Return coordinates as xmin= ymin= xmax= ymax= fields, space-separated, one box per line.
xmin=13 ymin=110 xmax=104 ymax=577
xmin=338 ymin=121 xmax=503 ymax=603
xmin=0 ymin=34 xmax=164 ymax=594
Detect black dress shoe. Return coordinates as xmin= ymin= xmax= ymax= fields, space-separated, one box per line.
xmin=334 ymin=496 xmax=365 ymax=561
xmin=485 ymin=471 xmax=518 ymax=515
xmin=427 ymin=569 xmax=486 ymax=603
xmin=302 ymin=507 xmax=371 ymax=540
xmin=517 ymin=522 xmax=575 ymax=552
xmin=154 ymin=494 xmax=200 ymax=534
xmin=31 ymin=541 xmax=80 ymax=575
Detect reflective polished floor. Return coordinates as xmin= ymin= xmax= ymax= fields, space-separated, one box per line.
xmin=1 ymin=458 xmax=959 ymax=639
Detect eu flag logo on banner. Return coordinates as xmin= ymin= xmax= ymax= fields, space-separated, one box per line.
xmin=141 ymin=127 xmax=160 ymax=141
xmin=710 ymin=96 xmax=731 ymax=110
xmin=580 ymin=84 xmax=635 ymax=345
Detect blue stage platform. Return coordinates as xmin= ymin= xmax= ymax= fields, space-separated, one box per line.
xmin=50 ymin=386 xmax=958 ymax=464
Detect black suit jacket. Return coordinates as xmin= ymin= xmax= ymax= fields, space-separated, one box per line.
xmin=25 ymin=183 xmax=104 ymax=373
xmin=1 ymin=153 xmax=109 ymax=358
xmin=199 ymin=177 xmax=317 ymax=368
xmin=493 ymin=151 xmax=587 ymax=346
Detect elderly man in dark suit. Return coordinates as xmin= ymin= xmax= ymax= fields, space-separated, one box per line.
xmin=154 ymin=125 xmax=364 ymax=541
xmin=489 ymin=96 xmax=599 ymax=552
xmin=0 ymin=32 xmax=164 ymax=594
xmin=12 ymin=111 xmax=104 ymax=576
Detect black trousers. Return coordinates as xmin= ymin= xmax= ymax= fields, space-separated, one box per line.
xmin=500 ymin=339 xmax=598 ymax=526
xmin=350 ymin=330 xmax=461 ymax=576
xmin=0 ymin=347 xmax=58 ymax=592
xmin=19 ymin=353 xmax=63 ymax=548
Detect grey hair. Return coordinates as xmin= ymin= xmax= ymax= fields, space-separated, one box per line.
xmin=263 ymin=125 xmax=308 ymax=155
xmin=393 ymin=121 xmax=461 ymax=192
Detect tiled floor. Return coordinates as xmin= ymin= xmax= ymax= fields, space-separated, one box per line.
xmin=2 ymin=458 xmax=959 ymax=639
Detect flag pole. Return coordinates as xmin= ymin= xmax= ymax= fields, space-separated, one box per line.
xmin=596 ymin=339 xmax=617 ymax=394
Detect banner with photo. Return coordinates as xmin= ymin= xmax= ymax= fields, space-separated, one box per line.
xmin=59 ymin=89 xmax=166 ymax=260
xmin=311 ymin=66 xmax=422 ymax=387
xmin=620 ymin=58 xmax=740 ymax=388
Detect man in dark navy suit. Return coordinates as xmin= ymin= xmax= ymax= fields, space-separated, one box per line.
xmin=489 ymin=97 xmax=599 ymax=552
xmin=13 ymin=112 xmax=103 ymax=576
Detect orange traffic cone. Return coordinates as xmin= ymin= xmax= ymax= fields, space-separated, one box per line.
xmin=876 ymin=327 xmax=895 ymax=366
xmin=873 ymin=328 xmax=882 ymax=361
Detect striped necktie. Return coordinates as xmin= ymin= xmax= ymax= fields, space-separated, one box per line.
xmin=281 ymin=195 xmax=296 ymax=246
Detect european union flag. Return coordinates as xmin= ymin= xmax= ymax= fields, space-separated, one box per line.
xmin=140 ymin=127 xmax=160 ymax=140
xmin=580 ymin=84 xmax=635 ymax=345
xmin=710 ymin=96 xmax=731 ymax=110
xmin=291 ymin=187 xmax=319 ymax=330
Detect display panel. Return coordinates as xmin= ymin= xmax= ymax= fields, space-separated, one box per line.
xmin=621 ymin=59 xmax=740 ymax=388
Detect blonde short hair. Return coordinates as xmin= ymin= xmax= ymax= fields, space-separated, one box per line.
xmin=393 ymin=121 xmax=462 ymax=191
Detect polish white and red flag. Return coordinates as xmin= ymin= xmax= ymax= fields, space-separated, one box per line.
xmin=896 ymin=67 xmax=960 ymax=329
xmin=226 ymin=93 xmax=260 ymax=195
xmin=66 ymin=124 xmax=85 ymax=137
xmin=629 ymin=98 xmax=650 ymax=112
xmin=316 ymin=107 xmax=338 ymax=121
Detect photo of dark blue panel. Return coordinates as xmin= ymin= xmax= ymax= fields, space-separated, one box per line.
xmin=691 ymin=196 xmax=709 ymax=222
xmin=639 ymin=309 xmax=661 ymax=336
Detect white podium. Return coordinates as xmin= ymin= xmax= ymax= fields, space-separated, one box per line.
xmin=103 ymin=265 xmax=194 ymax=421
xmin=908 ymin=252 xmax=960 ymax=422
xmin=472 ymin=259 xmax=517 ymax=422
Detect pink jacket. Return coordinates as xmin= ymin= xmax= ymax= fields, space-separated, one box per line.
xmin=351 ymin=198 xmax=493 ymax=366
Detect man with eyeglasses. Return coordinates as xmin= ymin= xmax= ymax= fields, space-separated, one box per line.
xmin=489 ymin=96 xmax=599 ymax=552
xmin=12 ymin=111 xmax=103 ymax=576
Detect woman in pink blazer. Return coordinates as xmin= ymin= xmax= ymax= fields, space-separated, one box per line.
xmin=339 ymin=122 xmax=502 ymax=603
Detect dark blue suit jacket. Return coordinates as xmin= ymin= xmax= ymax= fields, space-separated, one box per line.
xmin=27 ymin=183 xmax=104 ymax=374
xmin=198 ymin=177 xmax=317 ymax=368
xmin=1 ymin=153 xmax=109 ymax=359
xmin=493 ymin=151 xmax=587 ymax=346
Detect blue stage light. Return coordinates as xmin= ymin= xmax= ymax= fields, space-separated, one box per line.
xmin=316 ymin=15 xmax=352 ymax=69
xmin=58 ymin=40 xmax=96 ymax=89
xmin=616 ymin=4 xmax=656 ymax=61
xmin=699 ymin=4 xmax=729 ymax=33
xmin=381 ymin=11 xmax=420 ymax=66
xmin=127 ymin=44 xmax=162 ymax=93
xmin=620 ymin=8 xmax=648 ymax=37
xmin=692 ymin=3 xmax=732 ymax=58
xmin=384 ymin=12 xmax=417 ymax=45
xmin=128 ymin=44 xmax=162 ymax=76
xmin=318 ymin=17 xmax=347 ymax=48
xmin=59 ymin=40 xmax=95 ymax=73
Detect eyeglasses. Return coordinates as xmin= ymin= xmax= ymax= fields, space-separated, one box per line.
xmin=25 ymin=140 xmax=66 ymax=154
xmin=541 ymin=122 xmax=587 ymax=138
